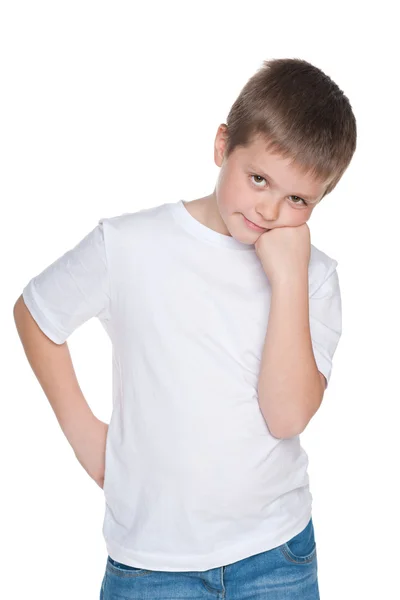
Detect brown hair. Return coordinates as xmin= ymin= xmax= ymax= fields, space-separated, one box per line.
xmin=223 ymin=58 xmax=357 ymax=198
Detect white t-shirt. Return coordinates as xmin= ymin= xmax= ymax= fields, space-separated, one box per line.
xmin=22 ymin=199 xmax=342 ymax=572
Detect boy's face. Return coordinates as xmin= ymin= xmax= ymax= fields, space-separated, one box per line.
xmin=212 ymin=124 xmax=329 ymax=244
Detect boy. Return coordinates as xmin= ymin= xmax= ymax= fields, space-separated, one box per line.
xmin=14 ymin=57 xmax=356 ymax=599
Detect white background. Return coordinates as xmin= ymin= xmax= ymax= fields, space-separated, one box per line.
xmin=2 ymin=1 xmax=399 ymax=598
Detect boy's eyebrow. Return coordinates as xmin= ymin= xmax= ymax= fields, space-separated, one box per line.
xmin=246 ymin=164 xmax=320 ymax=203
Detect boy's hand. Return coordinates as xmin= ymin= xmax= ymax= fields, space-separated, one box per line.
xmin=72 ymin=417 xmax=109 ymax=490
xmin=254 ymin=223 xmax=311 ymax=285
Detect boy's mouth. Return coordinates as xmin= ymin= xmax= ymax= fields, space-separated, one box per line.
xmin=242 ymin=215 xmax=269 ymax=232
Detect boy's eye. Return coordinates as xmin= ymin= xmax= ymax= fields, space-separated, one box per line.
xmin=252 ymin=175 xmax=264 ymax=185
xmin=251 ymin=175 xmax=267 ymax=187
xmin=289 ymin=195 xmax=308 ymax=206
xmin=250 ymin=175 xmax=308 ymax=206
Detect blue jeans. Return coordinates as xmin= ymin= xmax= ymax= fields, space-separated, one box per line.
xmin=100 ymin=516 xmax=319 ymax=599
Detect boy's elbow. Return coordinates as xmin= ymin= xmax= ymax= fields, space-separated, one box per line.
xmin=268 ymin=416 xmax=305 ymax=439
xmin=270 ymin=426 xmax=300 ymax=440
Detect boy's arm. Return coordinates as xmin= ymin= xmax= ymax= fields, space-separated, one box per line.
xmin=13 ymin=295 xmax=100 ymax=461
xmin=257 ymin=275 xmax=325 ymax=440
xmin=15 ymin=220 xmax=112 ymax=487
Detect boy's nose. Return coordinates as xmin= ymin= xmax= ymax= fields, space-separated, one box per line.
xmin=254 ymin=200 xmax=280 ymax=223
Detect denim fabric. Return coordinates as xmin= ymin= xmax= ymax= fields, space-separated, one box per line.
xmin=100 ymin=516 xmax=319 ymax=599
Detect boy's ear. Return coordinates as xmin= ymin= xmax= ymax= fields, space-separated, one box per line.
xmin=214 ymin=124 xmax=228 ymax=167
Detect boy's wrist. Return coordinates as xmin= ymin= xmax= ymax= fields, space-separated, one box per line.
xmin=270 ymin=270 xmax=309 ymax=291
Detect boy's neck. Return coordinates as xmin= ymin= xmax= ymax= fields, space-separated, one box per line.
xmin=183 ymin=193 xmax=231 ymax=237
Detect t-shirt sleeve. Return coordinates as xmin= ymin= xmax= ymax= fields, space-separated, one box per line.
xmin=22 ymin=219 xmax=111 ymax=345
xmin=309 ymin=260 xmax=342 ymax=388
